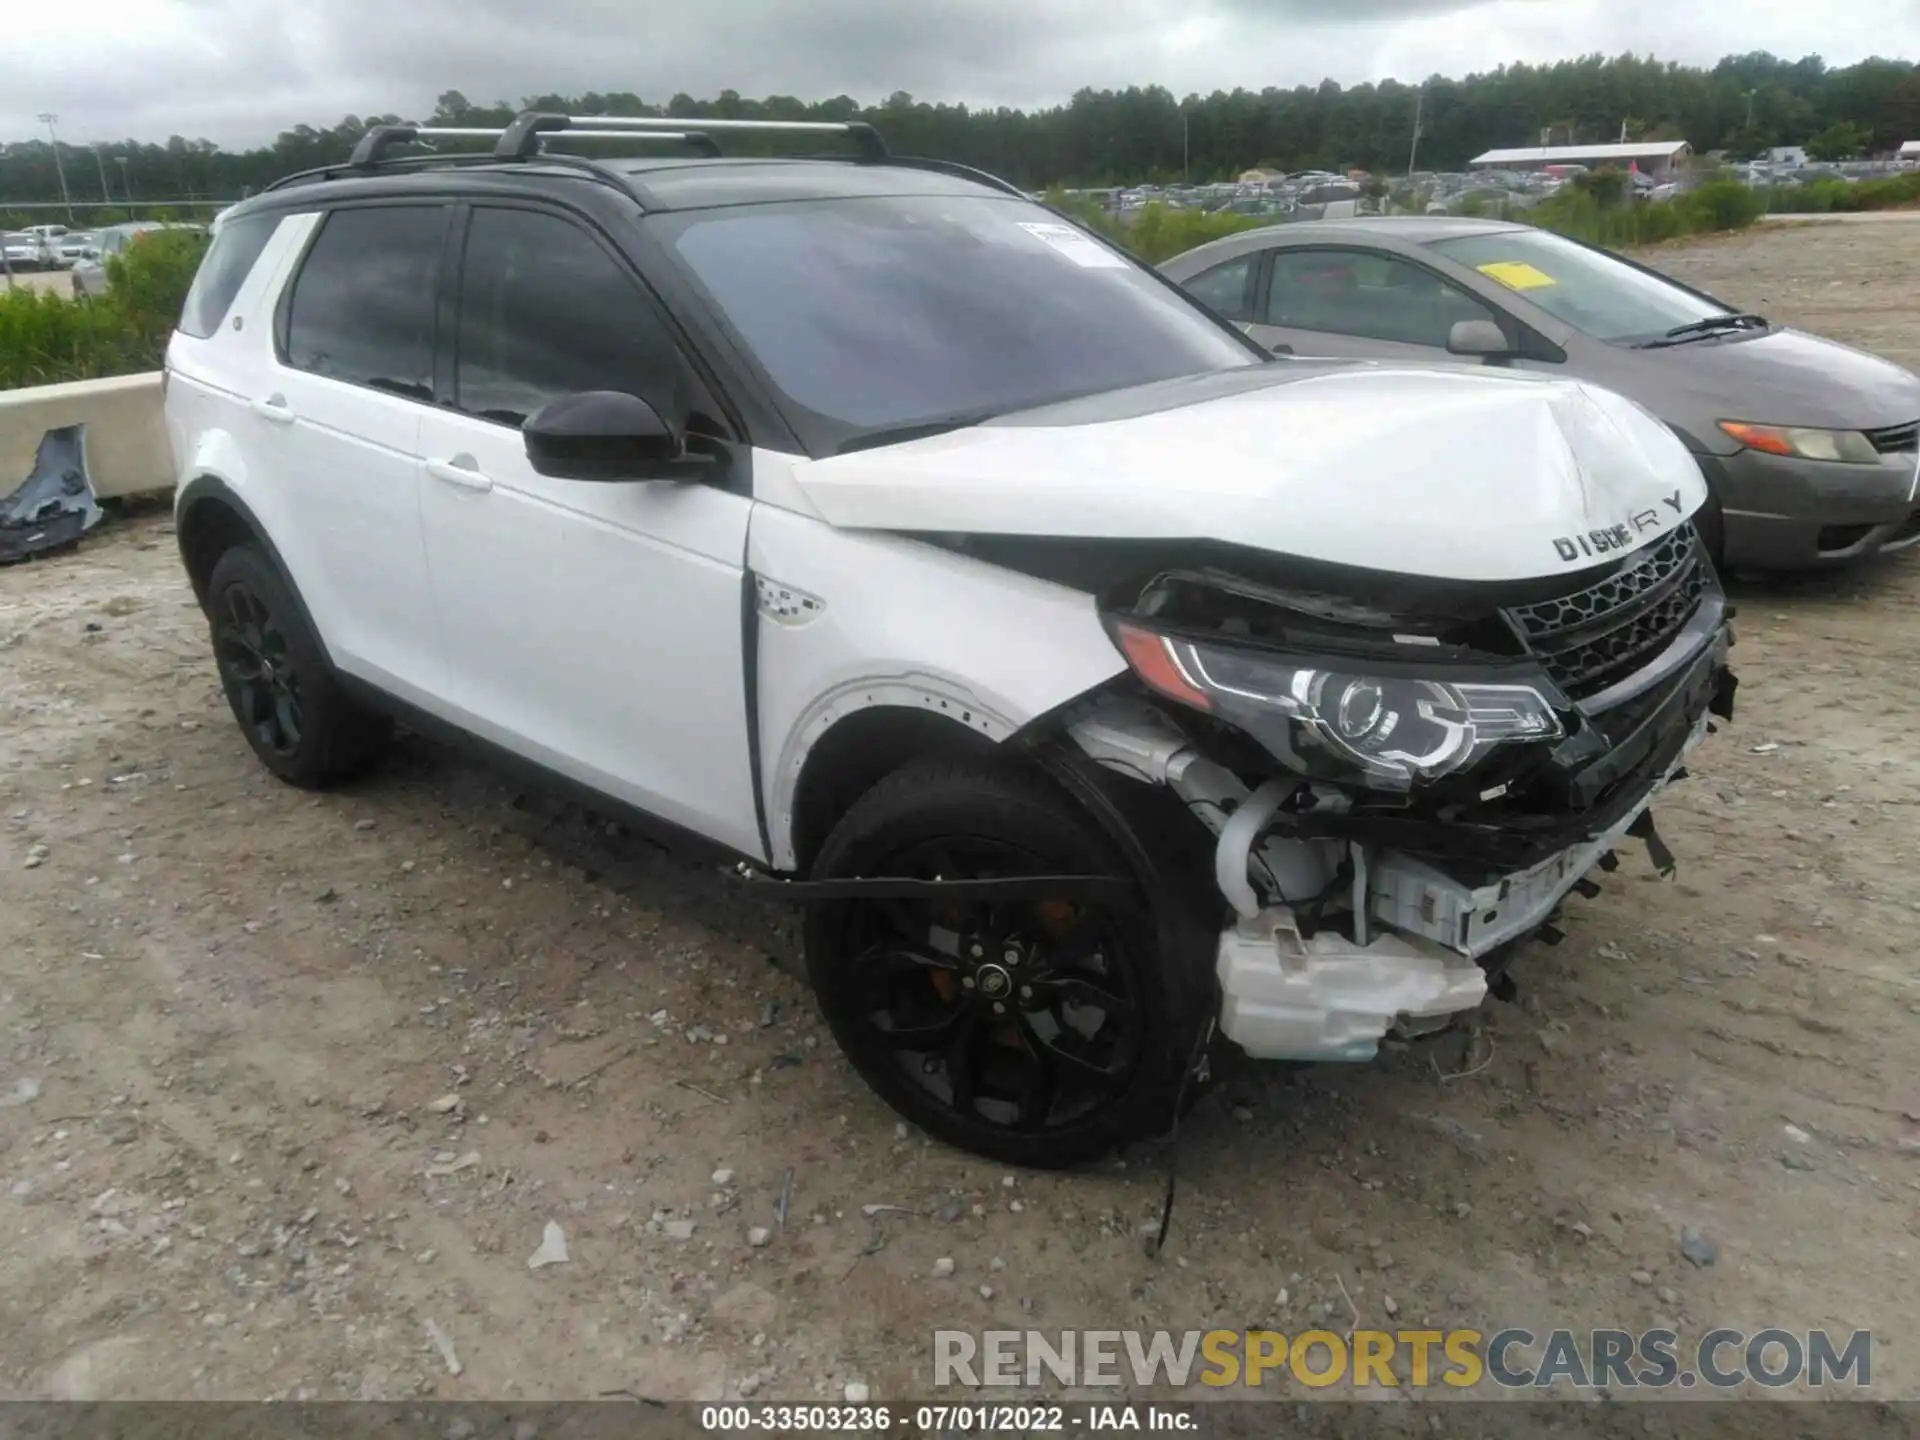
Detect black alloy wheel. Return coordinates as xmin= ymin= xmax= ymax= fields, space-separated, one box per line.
xmin=214 ymin=579 xmax=304 ymax=758
xmin=204 ymin=545 xmax=389 ymax=787
xmin=806 ymin=756 xmax=1199 ymax=1167
xmin=848 ymin=834 xmax=1142 ymax=1135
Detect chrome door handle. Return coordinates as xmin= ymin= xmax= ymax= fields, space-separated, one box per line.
xmin=249 ymin=394 xmax=295 ymax=424
xmin=425 ymin=457 xmax=494 ymax=493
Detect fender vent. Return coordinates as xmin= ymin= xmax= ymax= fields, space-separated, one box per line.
xmin=1502 ymin=526 xmax=1711 ymax=702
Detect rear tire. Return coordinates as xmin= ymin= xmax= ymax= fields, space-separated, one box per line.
xmin=804 ymin=755 xmax=1204 ymax=1168
xmin=206 ymin=546 xmax=389 ymax=788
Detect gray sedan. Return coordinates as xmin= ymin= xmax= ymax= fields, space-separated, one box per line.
xmin=1160 ymin=217 xmax=1920 ymax=572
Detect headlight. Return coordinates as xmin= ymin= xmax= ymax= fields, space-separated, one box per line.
xmin=1718 ymin=421 xmax=1881 ymax=465
xmin=1113 ymin=623 xmax=1564 ymax=790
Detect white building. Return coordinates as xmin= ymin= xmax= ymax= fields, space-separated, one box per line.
xmin=1469 ymin=140 xmax=1692 ymax=181
xmin=1900 ymin=140 xmax=1920 ymax=159
xmin=1768 ymin=146 xmax=1809 ymax=168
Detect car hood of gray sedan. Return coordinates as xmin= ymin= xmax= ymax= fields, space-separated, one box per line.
xmin=1644 ymin=326 xmax=1920 ymax=432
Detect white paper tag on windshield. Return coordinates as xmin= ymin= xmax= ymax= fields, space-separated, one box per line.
xmin=1017 ymin=221 xmax=1129 ymax=269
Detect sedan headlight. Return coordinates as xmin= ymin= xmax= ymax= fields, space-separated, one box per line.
xmin=1719 ymin=421 xmax=1882 ymax=465
xmin=1114 ymin=623 xmax=1564 ymax=791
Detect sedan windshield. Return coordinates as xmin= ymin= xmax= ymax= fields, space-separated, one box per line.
xmin=660 ymin=195 xmax=1260 ymax=453
xmin=1427 ymin=228 xmax=1732 ymax=344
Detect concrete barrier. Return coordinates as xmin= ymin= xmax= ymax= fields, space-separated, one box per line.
xmin=0 ymin=372 xmax=171 ymax=501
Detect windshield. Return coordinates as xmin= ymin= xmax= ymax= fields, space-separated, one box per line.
xmin=660 ymin=194 xmax=1259 ymax=454
xmin=1427 ymin=229 xmax=1731 ymax=344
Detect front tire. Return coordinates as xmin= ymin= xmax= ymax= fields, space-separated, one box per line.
xmin=804 ymin=755 xmax=1202 ymax=1168
xmin=206 ymin=546 xmax=389 ymax=787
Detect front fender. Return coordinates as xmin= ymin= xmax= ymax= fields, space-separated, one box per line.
xmin=746 ymin=500 xmax=1126 ymax=870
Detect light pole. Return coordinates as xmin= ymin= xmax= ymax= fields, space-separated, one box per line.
xmin=38 ymin=112 xmax=75 ymax=221
xmin=115 ymin=156 xmax=133 ymax=208
xmin=1408 ymin=88 xmax=1424 ymax=174
xmin=93 ymin=147 xmax=112 ymax=204
xmin=1745 ymin=89 xmax=1757 ymax=131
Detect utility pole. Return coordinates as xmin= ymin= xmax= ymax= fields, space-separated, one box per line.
xmin=93 ymin=147 xmax=111 ymax=203
xmin=38 ymin=112 xmax=75 ymax=221
xmin=1182 ymin=112 xmax=1190 ymax=183
xmin=1408 ymin=88 xmax=1424 ymax=174
xmin=115 ymin=156 xmax=132 ymax=207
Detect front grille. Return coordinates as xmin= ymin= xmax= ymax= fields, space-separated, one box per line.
xmin=1502 ymin=525 xmax=1710 ymax=702
xmin=1867 ymin=419 xmax=1918 ymax=454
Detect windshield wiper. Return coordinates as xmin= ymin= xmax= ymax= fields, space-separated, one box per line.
xmin=1639 ymin=313 xmax=1769 ymax=348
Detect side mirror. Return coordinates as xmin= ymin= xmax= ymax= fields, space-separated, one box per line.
xmin=1447 ymin=319 xmax=1516 ymax=362
xmin=523 ymin=391 xmax=685 ymax=482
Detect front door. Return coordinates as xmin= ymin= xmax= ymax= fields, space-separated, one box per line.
xmin=1248 ymin=245 xmax=1501 ymax=362
xmin=416 ymin=202 xmax=762 ymax=858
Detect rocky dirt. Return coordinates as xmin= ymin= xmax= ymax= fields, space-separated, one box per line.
xmin=2 ymin=218 xmax=1919 ymax=1413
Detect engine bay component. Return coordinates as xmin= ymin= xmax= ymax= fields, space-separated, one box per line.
xmin=1215 ymin=906 xmax=1488 ymax=1063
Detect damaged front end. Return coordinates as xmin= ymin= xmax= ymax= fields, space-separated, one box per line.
xmin=1066 ymin=524 xmax=1737 ymax=1064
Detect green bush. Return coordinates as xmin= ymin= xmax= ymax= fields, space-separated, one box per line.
xmin=1851 ymin=173 xmax=1920 ymax=210
xmin=1122 ymin=203 xmax=1269 ymax=264
xmin=1041 ymin=187 xmax=1123 ymax=242
xmin=0 ymin=289 xmax=151 ymax=389
xmin=0 ymin=227 xmax=208 ymax=390
xmin=1680 ymin=179 xmax=1763 ymax=232
xmin=1527 ymin=176 xmax=1763 ymax=249
xmin=107 ymin=228 xmax=211 ymax=358
xmin=1764 ymin=172 xmax=1920 ymax=215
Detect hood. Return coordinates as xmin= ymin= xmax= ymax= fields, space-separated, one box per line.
xmin=793 ymin=363 xmax=1707 ymax=583
xmin=1638 ymin=327 xmax=1920 ymax=434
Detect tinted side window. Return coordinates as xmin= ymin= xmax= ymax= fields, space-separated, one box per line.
xmin=1265 ymin=248 xmax=1495 ymax=348
xmin=179 ymin=214 xmax=278 ymax=338
xmin=1183 ymin=256 xmax=1256 ymax=323
xmin=285 ymin=205 xmax=446 ymax=399
xmin=455 ymin=207 xmax=685 ymax=427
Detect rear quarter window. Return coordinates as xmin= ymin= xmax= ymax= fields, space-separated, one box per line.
xmin=178 ymin=215 xmax=279 ymax=339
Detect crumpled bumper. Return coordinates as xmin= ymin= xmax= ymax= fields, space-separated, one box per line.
xmin=1215 ymin=712 xmax=1708 ymax=1065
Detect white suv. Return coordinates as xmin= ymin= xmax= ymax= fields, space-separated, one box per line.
xmin=166 ymin=114 xmax=1736 ymax=1166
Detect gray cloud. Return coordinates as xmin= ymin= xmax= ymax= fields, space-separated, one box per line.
xmin=4 ymin=0 xmax=1910 ymax=148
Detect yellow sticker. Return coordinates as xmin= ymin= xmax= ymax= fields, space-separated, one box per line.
xmin=1477 ymin=260 xmax=1557 ymax=291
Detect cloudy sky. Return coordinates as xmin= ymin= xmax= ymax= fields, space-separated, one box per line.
xmin=8 ymin=0 xmax=1917 ymax=148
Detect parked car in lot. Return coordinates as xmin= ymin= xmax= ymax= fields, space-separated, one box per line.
xmin=165 ymin=115 xmax=1734 ymax=1165
xmin=54 ymin=230 xmax=98 ymax=267
xmin=2 ymin=230 xmax=51 ymax=270
xmin=1163 ymin=217 xmax=1920 ymax=572
xmin=69 ymin=221 xmax=201 ymax=296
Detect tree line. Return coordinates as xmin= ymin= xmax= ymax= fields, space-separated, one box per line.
xmin=3 ymin=50 xmax=1916 ymax=207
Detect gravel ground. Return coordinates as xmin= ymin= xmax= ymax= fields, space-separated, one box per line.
xmin=2 ymin=217 xmax=1919 ymax=1416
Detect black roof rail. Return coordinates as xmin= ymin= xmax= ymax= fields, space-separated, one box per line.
xmin=884 ymin=155 xmax=1027 ymax=198
xmin=569 ymin=114 xmax=889 ymax=161
xmin=257 ymin=111 xmax=921 ymax=202
xmin=261 ymin=150 xmax=510 ymax=195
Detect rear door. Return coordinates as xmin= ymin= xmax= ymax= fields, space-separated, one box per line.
xmin=264 ymin=203 xmax=450 ymax=700
xmin=415 ymin=201 xmax=762 ymax=857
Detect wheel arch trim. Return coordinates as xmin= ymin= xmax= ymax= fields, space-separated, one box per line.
xmin=770 ymin=678 xmax=1019 ymax=871
xmin=175 ymin=473 xmax=336 ymax=667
